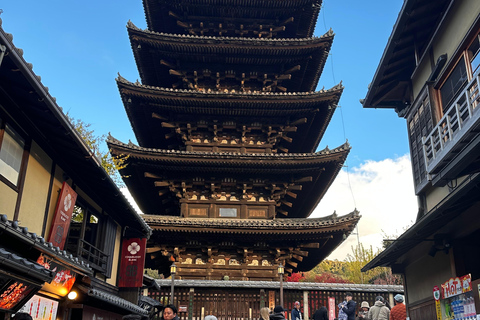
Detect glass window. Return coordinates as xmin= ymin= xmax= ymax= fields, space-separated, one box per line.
xmin=468 ymin=33 xmax=480 ymax=75
xmin=440 ymin=58 xmax=468 ymax=112
xmin=0 ymin=125 xmax=25 ymax=186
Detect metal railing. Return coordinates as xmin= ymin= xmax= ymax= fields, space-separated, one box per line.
xmin=79 ymin=239 xmax=109 ymax=272
xmin=423 ymin=68 xmax=480 ymax=172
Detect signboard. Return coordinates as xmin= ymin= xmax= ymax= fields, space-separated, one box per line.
xmin=435 ymin=300 xmax=441 ymax=320
xmin=0 ymin=280 xmax=37 ymax=311
xmin=47 ymin=182 xmax=77 ymax=249
xmin=268 ymin=291 xmax=275 ymax=310
xmin=328 ymin=297 xmax=335 ymax=320
xmin=179 ymin=306 xmax=188 ymax=312
xmin=441 ymin=274 xmax=472 ymax=299
xmin=433 ymin=285 xmax=440 ymax=301
xmin=36 ymin=254 xmax=76 ymax=297
xmin=18 ymin=295 xmax=59 ymax=320
xmin=118 ymin=238 xmax=147 ymax=287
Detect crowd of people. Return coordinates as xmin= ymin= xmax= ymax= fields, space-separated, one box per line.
xmin=152 ymin=292 xmax=406 ymax=320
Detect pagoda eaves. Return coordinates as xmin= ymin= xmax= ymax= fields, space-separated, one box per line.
xmin=142 ymin=0 xmax=322 ymax=39
xmin=108 ymin=136 xmax=350 ymax=218
xmin=128 ymin=22 xmax=333 ymax=92
xmin=144 ymin=210 xmax=360 ymax=278
xmin=117 ymin=75 xmax=343 ymax=152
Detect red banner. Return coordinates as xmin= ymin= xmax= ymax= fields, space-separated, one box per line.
xmin=47 ymin=182 xmax=77 ymax=249
xmin=118 ymin=238 xmax=147 ymax=287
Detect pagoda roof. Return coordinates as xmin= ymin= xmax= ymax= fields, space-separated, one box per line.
xmin=117 ymin=75 xmax=343 ymax=152
xmin=127 ymin=22 xmax=333 ymax=91
xmin=143 ymin=210 xmax=360 ymax=271
xmin=107 ymin=136 xmax=350 ymax=218
xmin=142 ymin=0 xmax=321 ymax=38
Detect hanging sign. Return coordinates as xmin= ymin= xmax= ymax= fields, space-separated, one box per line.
xmin=433 ymin=285 xmax=440 ymax=301
xmin=36 ymin=254 xmax=76 ymax=297
xmin=0 ymin=280 xmax=37 ymax=311
xmin=18 ymin=295 xmax=59 ymax=320
xmin=118 ymin=238 xmax=147 ymax=287
xmin=441 ymin=274 xmax=472 ymax=299
xmin=435 ymin=300 xmax=442 ymax=320
xmin=47 ymin=182 xmax=77 ymax=249
xmin=328 ymin=297 xmax=335 ymax=320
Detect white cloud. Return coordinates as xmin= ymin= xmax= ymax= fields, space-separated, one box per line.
xmin=311 ymin=155 xmax=418 ymax=261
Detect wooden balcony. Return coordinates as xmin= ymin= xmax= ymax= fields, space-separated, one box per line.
xmin=79 ymin=239 xmax=109 ymax=273
xmin=423 ymin=68 xmax=480 ymax=185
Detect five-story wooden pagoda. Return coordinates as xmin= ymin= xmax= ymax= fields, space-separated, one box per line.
xmin=108 ymin=0 xmax=360 ymax=281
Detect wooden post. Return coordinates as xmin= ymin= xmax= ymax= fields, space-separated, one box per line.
xmin=303 ymin=291 xmax=309 ymax=320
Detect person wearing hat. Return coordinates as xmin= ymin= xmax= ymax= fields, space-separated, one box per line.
xmin=389 ymin=295 xmax=406 ymax=320
xmin=356 ymin=301 xmax=370 ymax=319
xmin=367 ymin=296 xmax=390 ymax=320
xmin=292 ymin=301 xmax=302 ymax=320
xmin=270 ymin=306 xmax=287 ymax=320
xmin=339 ymin=292 xmax=357 ymax=320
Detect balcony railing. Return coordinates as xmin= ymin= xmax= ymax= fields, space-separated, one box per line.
xmin=79 ymin=239 xmax=109 ymax=272
xmin=423 ymin=68 xmax=480 ymax=175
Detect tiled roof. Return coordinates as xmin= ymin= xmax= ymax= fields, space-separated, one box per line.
xmin=0 ymin=214 xmax=92 ymax=274
xmin=117 ymin=74 xmax=343 ymax=99
xmin=0 ymin=247 xmax=54 ymax=283
xmin=107 ymin=135 xmax=350 ymax=161
xmin=154 ymin=279 xmax=404 ymax=293
xmin=127 ymin=20 xmax=334 ymax=45
xmin=88 ymin=288 xmax=149 ymax=315
xmin=143 ymin=210 xmax=359 ymax=230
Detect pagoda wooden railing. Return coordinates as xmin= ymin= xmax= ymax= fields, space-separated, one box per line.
xmin=423 ymin=68 xmax=480 ymax=174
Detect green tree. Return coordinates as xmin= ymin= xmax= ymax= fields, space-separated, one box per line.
xmin=66 ymin=114 xmax=127 ymax=187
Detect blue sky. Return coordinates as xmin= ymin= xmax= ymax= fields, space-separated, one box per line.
xmin=1 ymin=0 xmax=407 ymax=168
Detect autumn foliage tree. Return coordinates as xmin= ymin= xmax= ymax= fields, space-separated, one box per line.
xmin=285 ymin=244 xmax=402 ymax=285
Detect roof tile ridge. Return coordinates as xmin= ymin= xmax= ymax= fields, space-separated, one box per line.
xmin=0 ymin=214 xmax=92 ymax=271
xmin=109 ymin=140 xmax=348 ymax=159
xmin=127 ymin=22 xmax=331 ymax=43
xmin=316 ymin=140 xmax=352 ymax=155
xmin=117 ymin=78 xmax=341 ymax=97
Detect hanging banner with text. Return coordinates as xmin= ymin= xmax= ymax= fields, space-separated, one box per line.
xmin=328 ymin=297 xmax=335 ymax=320
xmin=47 ymin=182 xmax=77 ymax=249
xmin=36 ymin=254 xmax=76 ymax=297
xmin=118 ymin=238 xmax=147 ymax=287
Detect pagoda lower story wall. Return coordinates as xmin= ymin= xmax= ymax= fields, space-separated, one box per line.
xmin=149 ymin=284 xmax=403 ymax=320
xmin=177 ymin=262 xmax=278 ymax=281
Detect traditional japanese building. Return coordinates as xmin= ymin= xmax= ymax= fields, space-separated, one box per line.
xmin=362 ymin=0 xmax=480 ymax=319
xmin=109 ymin=0 xmax=359 ymax=281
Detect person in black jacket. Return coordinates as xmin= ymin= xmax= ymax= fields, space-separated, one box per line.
xmin=339 ymin=292 xmax=357 ymax=320
xmin=270 ymin=306 xmax=287 ymax=320
xmin=312 ymin=306 xmax=328 ymax=320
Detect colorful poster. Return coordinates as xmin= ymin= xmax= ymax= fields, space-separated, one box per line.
xmin=18 ymin=295 xmax=58 ymax=320
xmin=47 ymin=182 xmax=77 ymax=249
xmin=118 ymin=238 xmax=147 ymax=287
xmin=36 ymin=254 xmax=76 ymax=297
xmin=328 ymin=297 xmax=335 ymax=320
